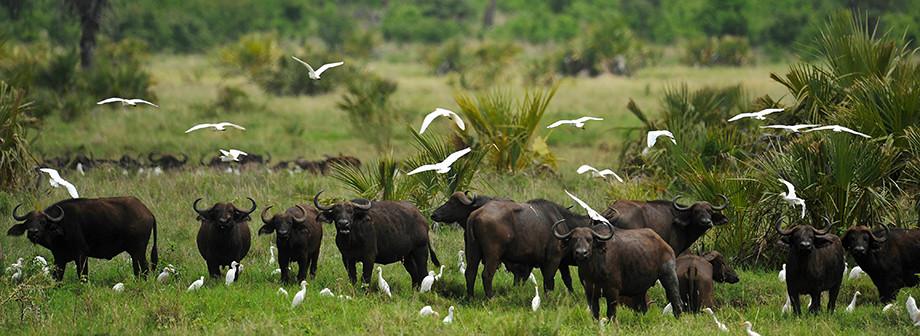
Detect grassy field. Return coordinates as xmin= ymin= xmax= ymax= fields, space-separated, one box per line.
xmin=3 ymin=55 xmax=919 ymax=334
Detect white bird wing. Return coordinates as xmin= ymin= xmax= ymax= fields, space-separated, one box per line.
xmin=418 ymin=109 xmax=444 ymax=134
xmin=231 ymin=149 xmax=248 ymax=157
xmin=574 ymin=116 xmax=603 ymax=123
xmin=185 ymin=123 xmax=215 ymax=133
xmin=60 ymin=179 xmax=79 ymax=198
xmin=564 ymin=190 xmax=610 ymax=224
xmin=439 ymin=147 xmax=472 ymax=167
xmin=576 ymin=165 xmax=597 ymax=175
xmin=40 ymin=168 xmax=79 ymax=198
xmin=755 ymin=108 xmax=784 ymax=116
xmin=219 ymin=149 xmax=231 ymax=157
xmin=407 ymin=164 xmax=440 ymax=175
xmin=129 ymin=99 xmax=159 ymax=108
xmin=727 ymin=112 xmax=754 ymax=122
xmin=597 ymin=169 xmax=624 ymax=182
xmin=291 ymin=56 xmax=316 ymax=75
xmin=778 ymin=178 xmax=797 ymax=198
xmin=647 ymin=130 xmax=676 ymax=147
xmin=547 ymin=120 xmax=573 ymax=128
xmin=313 ymin=61 xmax=344 ymax=76
xmin=444 ymin=109 xmax=466 ymax=130
xmin=838 ymin=126 xmax=872 ymax=138
xmin=96 ymin=97 xmax=125 ymax=105
xmin=220 ymin=122 xmax=246 ymax=130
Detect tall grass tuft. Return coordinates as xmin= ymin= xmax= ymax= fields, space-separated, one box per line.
xmin=0 ymin=81 xmax=37 ymax=191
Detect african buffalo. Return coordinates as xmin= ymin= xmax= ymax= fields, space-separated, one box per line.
xmin=194 ymin=198 xmax=256 ymax=278
xmin=259 ymin=204 xmax=322 ymax=283
xmin=8 ymin=197 xmax=158 ymax=281
xmin=553 ymin=220 xmax=683 ymax=320
xmin=314 ymin=192 xmax=440 ymax=288
xmin=464 ymin=198 xmax=591 ymax=297
xmin=149 ymin=152 xmax=188 ymax=170
xmin=603 ymin=195 xmax=729 ymax=255
xmin=431 ymin=192 xmax=533 ymax=285
xmin=776 ymin=216 xmax=844 ymax=314
xmin=842 ymin=224 xmax=920 ymax=303
xmin=676 ymin=251 xmax=739 ymax=313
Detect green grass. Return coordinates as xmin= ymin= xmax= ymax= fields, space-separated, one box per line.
xmin=3 ymin=55 xmax=916 ymax=334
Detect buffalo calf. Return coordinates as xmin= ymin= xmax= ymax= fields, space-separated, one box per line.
xmin=776 ymin=216 xmax=844 ymax=314
xmin=259 ymin=204 xmax=322 ymax=283
xmin=194 ymin=198 xmax=256 ymax=278
xmin=676 ymin=251 xmax=739 ymax=313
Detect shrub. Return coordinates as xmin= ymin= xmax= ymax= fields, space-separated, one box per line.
xmin=336 ymin=70 xmax=402 ymax=151
xmin=381 ymin=3 xmax=463 ymax=43
xmin=682 ymin=35 xmax=752 ymax=67
xmin=0 ymin=81 xmax=37 ymax=191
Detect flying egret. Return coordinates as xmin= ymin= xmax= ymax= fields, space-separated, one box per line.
xmin=727 ymin=108 xmax=783 ymax=122
xmin=760 ymin=124 xmax=820 ymax=133
xmin=778 ymin=178 xmax=806 ymax=218
xmin=458 ymin=250 xmax=466 ymax=274
xmin=702 ymin=308 xmax=728 ymax=332
xmin=290 ymin=56 xmax=344 ymax=80
xmin=434 ymin=265 xmax=445 ymax=280
xmin=187 ymin=276 xmax=205 ymax=292
xmin=39 ymin=168 xmax=79 ymax=198
xmin=112 ymin=283 xmax=125 ymax=292
xmin=292 ymin=280 xmax=308 ymax=308
xmin=219 ymin=149 xmax=247 ymax=162
xmin=846 ymin=291 xmax=861 ymax=313
xmin=906 ymin=295 xmax=919 ymax=324
xmin=576 ymin=165 xmax=624 ymax=182
xmin=849 ymin=266 xmax=865 ymax=280
xmin=377 ymin=266 xmax=392 ymax=298
xmin=225 ymin=261 xmax=240 ymax=286
xmin=546 ymin=116 xmax=603 ymax=129
xmin=420 ymin=271 xmax=436 ymax=293
xmin=803 ymin=124 xmax=872 ymax=138
xmin=419 ymin=305 xmax=439 ymax=317
xmin=319 ymin=288 xmax=334 ymax=297
xmin=96 ymin=97 xmax=159 ymax=108
xmin=269 ymin=245 xmax=276 ymax=264
xmin=778 ymin=263 xmax=786 ymax=282
xmin=407 ymin=147 xmax=472 ymax=175
xmin=742 ymin=321 xmax=761 ymax=336
xmin=645 ymin=130 xmax=676 ymax=154
xmin=184 ymin=122 xmax=245 ymax=133
xmin=662 ymin=303 xmax=673 ymax=316
xmin=782 ymin=294 xmax=791 ymax=314
xmin=531 ymin=284 xmax=541 ymax=312
xmin=278 ymin=287 xmax=289 ymax=297
xmin=564 ymin=190 xmax=610 ymax=224
xmin=419 ymin=108 xmax=465 ymax=134
xmin=442 ymin=306 xmax=455 ymax=324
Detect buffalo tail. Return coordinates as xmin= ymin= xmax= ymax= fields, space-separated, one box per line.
xmin=151 ymin=217 xmax=159 ymax=273
xmin=429 ymin=242 xmax=441 ymax=267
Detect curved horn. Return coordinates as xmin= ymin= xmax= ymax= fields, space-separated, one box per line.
xmin=313 ymin=191 xmax=333 ymax=211
xmin=814 ymin=217 xmax=832 ymax=235
xmin=244 ymin=197 xmax=257 ymax=215
xmin=43 ymin=206 xmax=64 ymax=222
xmin=261 ymin=206 xmax=274 ymax=224
xmin=12 ymin=204 xmax=29 ymax=221
xmin=193 ymin=198 xmax=209 ymax=216
xmin=353 ymin=199 xmax=372 ymax=211
xmin=592 ymin=221 xmax=615 ymax=241
xmin=672 ymin=195 xmax=692 ymax=211
xmin=712 ymin=194 xmax=729 ymax=210
xmin=870 ymin=223 xmax=889 ymax=243
xmin=458 ymin=191 xmax=473 ymax=206
xmin=552 ymin=219 xmax=572 ymax=240
xmin=292 ymin=205 xmax=308 ymax=222
xmin=774 ymin=215 xmax=794 ymax=236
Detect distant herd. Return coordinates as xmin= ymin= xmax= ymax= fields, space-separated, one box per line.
xmin=39 ymin=152 xmax=362 ymax=175
xmin=7 ymin=191 xmax=920 ymax=320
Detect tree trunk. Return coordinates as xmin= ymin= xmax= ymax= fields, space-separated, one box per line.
xmin=68 ymin=0 xmax=108 ymax=69
xmin=483 ymin=0 xmax=496 ymax=29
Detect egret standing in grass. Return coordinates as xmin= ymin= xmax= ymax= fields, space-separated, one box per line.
xmin=319 ymin=288 xmax=334 ymax=297
xmin=662 ymin=303 xmax=673 ymax=316
xmin=277 ymin=287 xmax=289 ymax=297
xmin=458 ymin=251 xmax=466 ymax=274
xmin=290 ymin=56 xmax=344 ymax=80
xmin=187 ymin=276 xmax=205 ymax=292
xmin=846 ymin=291 xmax=861 ymax=313
xmin=546 ymin=116 xmax=603 ymax=129
xmin=742 ymin=321 xmax=761 ymax=336
xmin=528 ymin=272 xmax=537 ymax=286
xmin=782 ymin=294 xmax=791 ymax=314
xmin=442 ymin=306 xmax=455 ymax=324
xmin=269 ymin=245 xmax=276 ymax=264
xmin=644 ymin=130 xmax=676 ymax=154
xmin=418 ymin=108 xmax=466 ymax=134
xmin=849 ymin=266 xmax=865 ymax=280
xmin=112 ymin=283 xmax=125 ymax=292
xmin=419 ymin=305 xmax=439 ymax=317
xmin=157 ymin=264 xmax=176 ymax=283
xmin=225 ymin=261 xmax=240 ymax=286
xmin=906 ymin=295 xmax=919 ymax=325
xmin=778 ymin=178 xmax=806 ymax=218
xmin=96 ymin=97 xmax=159 ymax=108
xmin=420 ymin=271 xmax=436 ymax=293
xmin=219 ymin=149 xmax=247 ymax=162
xmin=292 ymin=280 xmax=307 ymax=308
xmin=434 ymin=265 xmax=445 ymax=280
xmin=727 ymin=108 xmax=783 ymax=122
xmin=702 ymin=308 xmax=728 ymax=332
xmin=531 ymin=284 xmax=541 ymax=312
xmin=377 ymin=266 xmax=392 ymax=298
xmin=407 ymin=147 xmax=472 ymax=175
xmin=778 ymin=263 xmax=786 ymax=282
xmin=39 ymin=168 xmax=79 ymax=198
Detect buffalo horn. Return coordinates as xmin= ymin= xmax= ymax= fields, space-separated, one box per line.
xmin=592 ymin=221 xmax=615 ymax=241
xmin=293 ymin=205 xmax=308 ymax=222
xmin=774 ymin=215 xmax=794 ymax=236
xmin=244 ymin=197 xmax=257 ymax=215
xmin=12 ymin=204 xmax=28 ymax=221
xmin=261 ymin=206 xmax=274 ymax=224
xmin=552 ymin=219 xmax=572 ymax=240
xmin=458 ymin=191 xmax=473 ymax=206
xmin=712 ymin=194 xmax=729 ymax=210
xmin=44 ymin=206 xmax=64 ymax=222
xmin=353 ymin=199 xmax=372 ymax=211
xmin=870 ymin=223 xmax=889 ymax=243
xmin=672 ymin=195 xmax=692 ymax=211
xmin=193 ymin=198 xmax=210 ymax=216
xmin=814 ymin=217 xmax=833 ymax=235
xmin=313 ymin=191 xmax=333 ymax=211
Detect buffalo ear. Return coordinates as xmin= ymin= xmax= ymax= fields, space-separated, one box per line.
xmin=7 ymin=224 xmax=26 ymax=236
xmin=258 ymin=223 xmax=275 ymax=235
xmin=316 ymin=212 xmax=330 ymax=223
xmin=840 ymin=231 xmax=853 ymax=250
xmin=711 ymin=213 xmax=729 ymax=225
xmin=234 ymin=210 xmax=252 ymax=222
xmin=778 ymin=235 xmax=791 ymax=247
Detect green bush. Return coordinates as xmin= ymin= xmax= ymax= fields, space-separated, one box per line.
xmin=682 ymin=35 xmax=752 ymax=67
xmin=336 ymin=70 xmax=402 ymax=151
xmin=382 ymin=3 xmax=463 ymax=43
xmin=427 ymin=39 xmax=521 ymax=90
xmin=0 ymin=81 xmax=37 ymax=191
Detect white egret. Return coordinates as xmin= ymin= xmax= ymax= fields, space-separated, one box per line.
xmin=906 ymin=295 xmax=919 ymax=324
xmin=10 ymin=268 xmax=23 ymax=283
xmin=742 ymin=321 xmax=761 ymax=336
xmin=419 ymin=305 xmax=439 ymax=317
xmin=778 ymin=263 xmax=786 ymax=282
xmin=528 ymin=272 xmax=538 ymax=286
xmin=112 ymin=283 xmax=125 ymax=292
xmin=269 ymin=245 xmax=276 ymax=264
xmin=458 ymin=251 xmax=466 ymax=274
xmin=803 ymin=124 xmax=871 ymax=138
xmin=778 ymin=178 xmax=806 ymax=218
xmin=76 ymin=163 xmax=85 ymax=176
xmin=849 ymin=266 xmax=865 ymax=280
xmin=290 ymin=56 xmax=344 ymax=80
xmin=702 ymin=308 xmax=728 ymax=332
xmin=882 ymin=303 xmax=895 ymax=312
xmin=564 ymin=190 xmax=610 ymax=224
xmin=157 ymin=265 xmax=176 ymax=283
xmin=782 ymin=295 xmax=791 ymax=314
xmin=531 ymin=285 xmax=541 ymax=312
xmin=418 ymin=108 xmax=465 ymax=134
xmin=377 ymin=266 xmax=392 ymax=298
xmin=292 ymin=280 xmax=308 ymax=308
xmin=576 ymin=165 xmax=624 ymax=182
xmin=39 ymin=168 xmax=79 ymax=198
xmin=187 ymin=276 xmax=205 ymax=292
xmin=407 ymin=147 xmax=472 ymax=175
xmin=271 ymin=268 xmax=282 ymax=276
xmin=277 ymin=287 xmax=289 ymax=297
xmin=219 ymin=149 xmax=247 ymax=162
xmin=760 ymin=124 xmax=819 ymax=133
xmin=184 ymin=122 xmax=245 ymax=133
xmin=644 ymin=130 xmax=676 ymax=154
xmin=662 ymin=303 xmax=673 ymax=316
xmin=225 ymin=261 xmax=240 ymax=286
xmin=442 ymin=306 xmax=455 ymax=324
xmin=727 ymin=108 xmax=783 ymax=122
xmin=420 ymin=271 xmax=436 ymax=293
xmin=546 ymin=116 xmax=603 ymax=129
xmin=96 ymin=97 xmax=159 ymax=108
xmin=33 ymin=256 xmax=47 ymax=267
xmin=434 ymin=265 xmax=445 ymax=280
xmin=319 ymin=288 xmax=334 ymax=297
xmin=846 ymin=291 xmax=861 ymax=313
xmin=842 ymin=261 xmax=848 ymax=282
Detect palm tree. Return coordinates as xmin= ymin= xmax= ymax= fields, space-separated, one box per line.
xmin=65 ymin=0 xmax=109 ymax=68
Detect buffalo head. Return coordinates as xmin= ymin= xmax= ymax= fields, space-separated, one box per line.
xmin=313 ymin=191 xmax=371 ymax=235
xmin=8 ymin=204 xmax=65 ymax=243
xmin=702 ymin=251 xmax=739 ymax=283
xmin=775 ymin=216 xmax=834 ymax=253
xmin=259 ymin=205 xmax=311 ymax=240
xmin=842 ymin=224 xmax=888 ymax=255
xmin=671 ymin=195 xmax=729 ymax=228
xmin=553 ymin=219 xmax=614 ymax=261
xmin=431 ymin=191 xmax=485 ymax=225
xmin=193 ymin=197 xmax=257 ymax=230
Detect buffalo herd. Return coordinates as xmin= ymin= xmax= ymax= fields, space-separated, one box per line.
xmin=7 ymin=190 xmax=920 ymax=321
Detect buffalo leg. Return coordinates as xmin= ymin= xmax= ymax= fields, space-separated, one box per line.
xmin=129 ymin=248 xmax=149 ymax=278
xmin=296 ymin=258 xmax=308 ymax=283
xmin=412 ymin=246 xmax=430 ymax=288
xmin=481 ymin=253 xmax=501 ymax=298
xmin=465 ymin=244 xmax=482 ymax=298
xmin=559 ymin=266 xmax=574 ymax=292
xmin=827 ymin=284 xmax=841 ymax=313
xmin=279 ymin=256 xmax=292 ymax=284
xmin=309 ymin=251 xmax=319 ymax=279
xmin=207 ymin=261 xmax=221 ymax=279
xmin=659 ymin=260 xmax=682 ymax=318
xmin=539 ymin=264 xmax=558 ymax=292
xmin=790 ymin=292 xmax=802 ymax=315
xmin=808 ymin=292 xmax=821 ymax=313
xmin=603 ymin=286 xmax=620 ymax=320
xmin=585 ymin=282 xmax=600 ymax=320
xmin=402 ymin=257 xmax=419 ymax=288
xmin=75 ymin=255 xmax=89 ymax=282
xmin=52 ymin=257 xmax=67 ymax=281
xmin=361 ymin=258 xmax=374 ymax=285
xmin=342 ymin=256 xmax=357 ymax=284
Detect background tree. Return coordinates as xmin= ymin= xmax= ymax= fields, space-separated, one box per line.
xmin=65 ymin=0 xmax=108 ymax=68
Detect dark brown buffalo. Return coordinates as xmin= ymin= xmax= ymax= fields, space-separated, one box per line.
xmin=324 ymin=154 xmax=361 ymax=169
xmin=464 ymin=199 xmax=591 ymax=297
xmin=776 ymin=216 xmax=844 ymax=314
xmin=149 ymin=152 xmax=188 ymax=170
xmin=8 ymin=197 xmax=158 ymax=281
xmin=842 ymin=224 xmax=920 ymax=303
xmin=553 ymin=220 xmax=682 ymax=320
xmin=117 ymin=154 xmax=143 ymax=170
xmin=194 ymin=198 xmax=256 ymax=278
xmin=431 ymin=192 xmax=533 ymax=285
xmin=314 ymin=192 xmax=440 ymax=287
xmin=603 ymin=195 xmax=729 ymax=255
xmin=259 ymin=204 xmax=322 ymax=283
xmin=676 ymin=251 xmax=739 ymax=312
